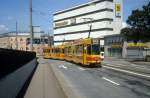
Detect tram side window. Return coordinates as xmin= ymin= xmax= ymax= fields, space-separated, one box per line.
xmin=62 ymin=49 xmax=64 ymax=53
xmin=72 ymin=46 xmax=75 ymax=55
xmin=66 ymin=47 xmax=69 ymax=55
xmin=87 ymin=45 xmax=91 ymax=54
xmin=75 ymin=45 xmax=78 ymax=54
xmin=58 ymin=48 xmax=61 ymax=53
xmin=54 ymin=48 xmax=56 ymax=53
xmin=43 ymin=49 xmax=46 ymax=53
xmin=56 ymin=48 xmax=59 ymax=53
xmin=76 ymin=45 xmax=83 ymax=55
xmin=68 ymin=46 xmax=71 ymax=55
xmin=44 ymin=49 xmax=48 ymax=53
xmin=47 ymin=49 xmax=49 ymax=53
xmin=64 ymin=48 xmax=67 ymax=55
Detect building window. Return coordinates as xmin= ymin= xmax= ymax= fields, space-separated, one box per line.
xmin=20 ymin=47 xmax=23 ymax=50
xmin=26 ymin=47 xmax=29 ymax=50
xmin=26 ymin=38 xmax=30 ymax=45
xmin=34 ymin=39 xmax=40 ymax=44
xmin=20 ymin=38 xmax=23 ymax=41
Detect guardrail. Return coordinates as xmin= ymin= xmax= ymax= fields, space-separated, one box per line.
xmin=0 ymin=48 xmax=36 ymax=78
xmin=0 ymin=48 xmax=38 ymax=98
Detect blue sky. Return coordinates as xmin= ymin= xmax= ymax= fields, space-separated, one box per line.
xmin=0 ymin=0 xmax=149 ymax=34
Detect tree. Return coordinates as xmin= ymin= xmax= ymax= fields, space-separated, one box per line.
xmin=121 ymin=1 xmax=150 ymax=43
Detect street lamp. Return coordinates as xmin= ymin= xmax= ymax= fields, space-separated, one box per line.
xmin=82 ymin=18 xmax=93 ymax=38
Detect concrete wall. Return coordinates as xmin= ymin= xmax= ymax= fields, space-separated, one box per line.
xmin=0 ymin=59 xmax=37 ymax=98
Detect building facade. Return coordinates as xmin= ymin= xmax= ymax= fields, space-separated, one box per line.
xmin=0 ymin=32 xmax=48 ymax=55
xmin=53 ymin=0 xmax=123 ymax=45
xmin=104 ymin=34 xmax=150 ymax=59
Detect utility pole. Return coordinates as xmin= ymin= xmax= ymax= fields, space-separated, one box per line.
xmin=82 ymin=18 xmax=93 ymax=38
xmin=88 ymin=24 xmax=92 ymax=38
xmin=16 ymin=21 xmax=18 ymax=50
xmin=29 ymin=0 xmax=33 ymax=51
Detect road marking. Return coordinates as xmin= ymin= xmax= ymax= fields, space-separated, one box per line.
xmin=103 ymin=66 xmax=150 ymax=79
xmin=103 ymin=63 xmax=150 ymax=71
xmin=104 ymin=63 xmax=126 ymax=67
xmin=130 ymin=64 xmax=137 ymax=66
xmin=102 ymin=77 xmax=120 ymax=86
xmin=78 ymin=67 xmax=86 ymax=71
xmin=116 ymin=63 xmax=127 ymax=66
xmin=104 ymin=63 xmax=112 ymax=66
xmin=59 ymin=65 xmax=68 ymax=69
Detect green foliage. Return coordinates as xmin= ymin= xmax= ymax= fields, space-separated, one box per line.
xmin=121 ymin=1 xmax=150 ymax=43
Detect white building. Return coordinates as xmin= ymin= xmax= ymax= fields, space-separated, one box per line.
xmin=53 ymin=0 xmax=123 ymax=45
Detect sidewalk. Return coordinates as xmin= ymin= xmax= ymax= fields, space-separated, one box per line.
xmin=24 ymin=58 xmax=66 ymax=98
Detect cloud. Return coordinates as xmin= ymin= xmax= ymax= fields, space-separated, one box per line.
xmin=0 ymin=25 xmax=9 ymax=33
xmin=122 ymin=22 xmax=128 ymax=28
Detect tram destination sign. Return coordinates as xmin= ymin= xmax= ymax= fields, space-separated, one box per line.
xmin=92 ymin=39 xmax=100 ymax=44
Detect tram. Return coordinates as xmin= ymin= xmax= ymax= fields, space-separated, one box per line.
xmin=43 ymin=38 xmax=102 ymax=66
xmin=43 ymin=47 xmax=51 ymax=59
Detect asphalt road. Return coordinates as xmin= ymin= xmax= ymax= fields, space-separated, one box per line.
xmin=103 ymin=59 xmax=150 ymax=75
xmin=46 ymin=59 xmax=150 ymax=98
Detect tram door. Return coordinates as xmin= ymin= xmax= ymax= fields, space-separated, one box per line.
xmin=83 ymin=44 xmax=87 ymax=65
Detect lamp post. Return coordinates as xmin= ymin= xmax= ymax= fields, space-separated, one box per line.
xmin=82 ymin=18 xmax=93 ymax=38
xmin=29 ymin=0 xmax=33 ymax=51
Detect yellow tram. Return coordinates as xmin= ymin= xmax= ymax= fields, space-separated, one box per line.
xmin=70 ymin=38 xmax=101 ymax=66
xmin=43 ymin=38 xmax=102 ymax=66
xmin=43 ymin=47 xmax=52 ymax=59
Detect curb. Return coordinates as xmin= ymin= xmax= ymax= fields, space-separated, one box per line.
xmin=50 ymin=64 xmax=84 ymax=98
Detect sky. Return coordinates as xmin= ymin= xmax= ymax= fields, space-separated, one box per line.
xmin=0 ymin=0 xmax=149 ymax=34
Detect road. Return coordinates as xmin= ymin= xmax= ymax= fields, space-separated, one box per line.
xmin=45 ymin=58 xmax=150 ymax=98
xmin=103 ymin=58 xmax=150 ymax=75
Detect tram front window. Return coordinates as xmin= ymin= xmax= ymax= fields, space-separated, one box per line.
xmin=91 ymin=45 xmax=100 ymax=55
xmin=87 ymin=45 xmax=100 ymax=55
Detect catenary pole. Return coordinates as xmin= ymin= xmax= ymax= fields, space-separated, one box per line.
xmin=29 ymin=0 xmax=33 ymax=51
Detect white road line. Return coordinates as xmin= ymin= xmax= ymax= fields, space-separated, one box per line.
xmin=104 ymin=63 xmax=112 ymax=66
xmin=59 ymin=65 xmax=68 ymax=69
xmin=78 ymin=67 xmax=86 ymax=71
xmin=104 ymin=63 xmax=150 ymax=71
xmin=103 ymin=66 xmax=150 ymax=79
xmin=104 ymin=63 xmax=126 ymax=67
xmin=102 ymin=77 xmax=120 ymax=86
xmin=116 ymin=63 xmax=127 ymax=66
xmin=130 ymin=64 xmax=138 ymax=66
